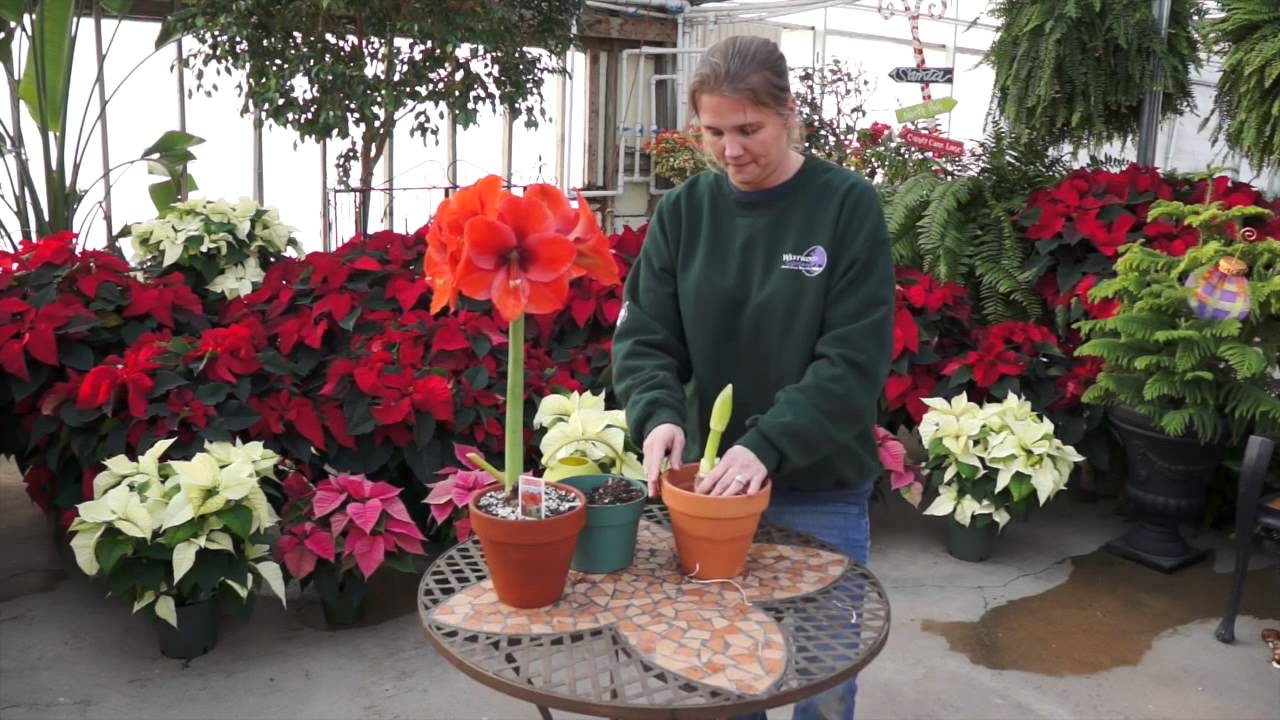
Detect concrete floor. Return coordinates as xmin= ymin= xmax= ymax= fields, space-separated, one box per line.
xmin=1 ymin=459 xmax=1277 ymax=720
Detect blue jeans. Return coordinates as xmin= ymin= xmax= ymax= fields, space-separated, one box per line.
xmin=737 ymin=483 xmax=872 ymax=720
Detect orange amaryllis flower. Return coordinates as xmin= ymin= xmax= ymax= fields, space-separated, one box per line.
xmin=525 ymin=184 xmax=620 ymax=287
xmin=425 ymin=175 xmax=508 ymax=313
xmin=455 ymin=194 xmax=578 ymax=322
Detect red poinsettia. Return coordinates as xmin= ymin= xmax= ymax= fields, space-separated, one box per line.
xmin=76 ymin=335 xmax=169 ymax=418
xmin=942 ymin=321 xmax=1059 ymax=390
xmin=123 ymin=274 xmax=203 ymax=329
xmin=247 ymin=390 xmax=327 ymax=449
xmin=0 ymin=297 xmax=84 ymax=381
xmin=187 ymin=325 xmax=262 ymax=384
xmin=884 ymin=365 xmax=940 ymax=423
xmin=1052 ymin=357 xmax=1104 ymax=412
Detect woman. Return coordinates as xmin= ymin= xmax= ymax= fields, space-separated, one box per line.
xmin=611 ymin=35 xmax=894 ymax=720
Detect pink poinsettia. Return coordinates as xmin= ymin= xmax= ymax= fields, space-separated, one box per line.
xmin=278 ymin=473 xmax=426 ymax=581
xmin=276 ymin=522 xmax=337 ymax=579
xmin=875 ymin=426 xmax=923 ymax=507
xmin=425 ymin=442 xmax=498 ymax=542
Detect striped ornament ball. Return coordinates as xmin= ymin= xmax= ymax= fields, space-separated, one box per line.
xmin=1185 ymin=256 xmax=1251 ymax=322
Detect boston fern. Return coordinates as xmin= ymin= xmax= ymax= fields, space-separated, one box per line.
xmin=1076 ymin=201 xmax=1280 ymax=443
xmin=984 ymin=0 xmax=1202 ymax=147
xmin=884 ymin=129 xmax=1070 ymax=323
xmin=1203 ymin=0 xmax=1280 ymax=170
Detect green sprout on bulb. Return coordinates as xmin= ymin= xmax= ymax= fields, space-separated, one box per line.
xmin=699 ymin=384 xmax=733 ymax=476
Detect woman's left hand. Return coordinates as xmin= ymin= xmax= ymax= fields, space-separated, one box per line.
xmin=696 ymin=445 xmax=768 ymax=497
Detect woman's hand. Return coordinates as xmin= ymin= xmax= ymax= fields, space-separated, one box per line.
xmin=695 ymin=445 xmax=768 ymax=497
xmin=642 ymin=423 xmax=686 ymax=498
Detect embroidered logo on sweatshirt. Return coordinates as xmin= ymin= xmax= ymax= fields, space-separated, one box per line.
xmin=780 ymin=246 xmax=827 ymax=277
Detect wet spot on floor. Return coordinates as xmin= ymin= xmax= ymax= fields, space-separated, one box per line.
xmin=922 ymin=549 xmax=1280 ymax=675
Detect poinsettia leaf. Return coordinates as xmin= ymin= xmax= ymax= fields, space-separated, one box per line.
xmin=27 ymin=414 xmax=60 ymax=451
xmin=218 ymin=505 xmax=254 ymax=539
xmin=59 ymin=403 xmax=100 ymax=428
xmin=946 ymin=366 xmax=973 ymax=388
xmin=215 ymin=400 xmax=260 ymax=431
xmin=351 ymin=533 xmax=385 ymax=579
xmin=196 ymin=383 xmax=231 ymax=406
xmin=58 ymin=341 xmax=95 ymax=371
xmin=347 ymin=499 xmax=383 ymax=533
xmin=381 ymin=553 xmax=417 ymax=573
xmin=403 ymin=436 xmax=443 ymax=485
xmin=338 ymin=308 xmax=361 ymax=332
xmin=413 ymin=414 xmax=437 ymax=448
xmin=235 ymin=377 xmax=252 ymax=402
xmin=468 ymin=334 xmax=493 ymax=358
xmin=279 ymin=433 xmax=314 ymax=464
xmin=463 ymin=365 xmax=489 ymax=390
xmin=343 ymin=393 xmax=376 ymax=436
xmin=385 ymin=516 xmax=427 ymax=541
xmin=303 ymin=530 xmax=336 ymax=563
xmin=258 ymin=350 xmax=297 ymax=376
xmin=12 ymin=364 xmax=51 ymax=401
xmin=293 ymin=346 xmax=324 ymax=376
xmin=312 ymin=487 xmax=348 ymax=518
xmin=94 ymin=533 xmax=132 ymax=575
xmin=330 ymin=510 xmax=350 ymax=537
xmin=151 ymin=370 xmax=186 ymax=395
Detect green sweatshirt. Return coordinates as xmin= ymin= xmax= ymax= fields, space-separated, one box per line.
xmin=611 ymin=155 xmax=895 ymax=493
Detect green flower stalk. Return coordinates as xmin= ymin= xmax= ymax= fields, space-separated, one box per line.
xmin=504 ymin=314 xmax=526 ymax=491
xmin=700 ymin=384 xmax=734 ymax=475
xmin=464 ymin=313 xmax=527 ymax=493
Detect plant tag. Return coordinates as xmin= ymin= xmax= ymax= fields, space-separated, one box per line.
xmin=519 ymin=476 xmax=546 ymax=520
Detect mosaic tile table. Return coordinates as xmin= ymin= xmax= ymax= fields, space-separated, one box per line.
xmin=419 ymin=505 xmax=891 ymax=719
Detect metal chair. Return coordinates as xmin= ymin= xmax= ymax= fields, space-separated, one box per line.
xmin=1215 ymin=433 xmax=1279 ymax=644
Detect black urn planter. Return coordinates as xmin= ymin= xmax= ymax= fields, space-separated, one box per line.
xmin=1105 ymin=406 xmax=1223 ymax=573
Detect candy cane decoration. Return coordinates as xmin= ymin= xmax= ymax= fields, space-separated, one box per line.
xmin=879 ymin=0 xmax=950 ymax=133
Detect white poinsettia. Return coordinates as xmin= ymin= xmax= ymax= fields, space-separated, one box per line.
xmin=533 ymin=390 xmax=608 ymax=429
xmin=163 ymin=449 xmax=277 ymax=531
xmin=922 ymin=483 xmax=998 ymax=527
xmin=93 ymin=438 xmax=177 ymax=498
xmin=536 ymin=391 xmax=643 ymax=479
xmin=541 ymin=409 xmax=627 ymax=464
xmin=914 ymin=393 xmax=1084 ymax=533
xmin=68 ymin=439 xmax=287 ymax=628
xmin=207 ymin=256 xmax=266 ymax=299
xmin=919 ymin=394 xmax=985 ymax=473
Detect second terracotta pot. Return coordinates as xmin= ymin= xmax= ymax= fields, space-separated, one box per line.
xmin=660 ymin=464 xmax=770 ymax=580
xmin=469 ymin=484 xmax=587 ymax=608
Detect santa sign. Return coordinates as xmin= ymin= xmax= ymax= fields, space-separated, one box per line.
xmin=899 ymin=128 xmax=965 ymax=157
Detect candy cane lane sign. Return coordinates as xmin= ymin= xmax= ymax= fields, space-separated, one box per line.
xmin=899 ymin=128 xmax=965 ymax=157
xmin=894 ymin=97 xmax=958 ymax=124
xmin=889 ymin=66 xmax=954 ymax=84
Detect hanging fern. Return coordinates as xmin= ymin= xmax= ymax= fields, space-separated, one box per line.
xmin=1203 ymin=0 xmax=1280 ymax=169
xmin=882 ymin=128 xmax=1070 ymax=323
xmin=984 ymin=0 xmax=1203 ymax=148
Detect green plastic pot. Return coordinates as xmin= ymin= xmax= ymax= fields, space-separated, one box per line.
xmin=946 ymin=517 xmax=999 ymax=562
xmin=558 ymin=475 xmax=647 ymax=574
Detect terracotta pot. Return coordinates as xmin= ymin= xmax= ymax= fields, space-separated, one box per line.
xmin=660 ymin=464 xmax=770 ymax=580
xmin=468 ymin=484 xmax=587 ymax=609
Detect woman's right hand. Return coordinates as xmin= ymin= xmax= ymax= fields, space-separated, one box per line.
xmin=642 ymin=423 xmax=685 ymax=498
